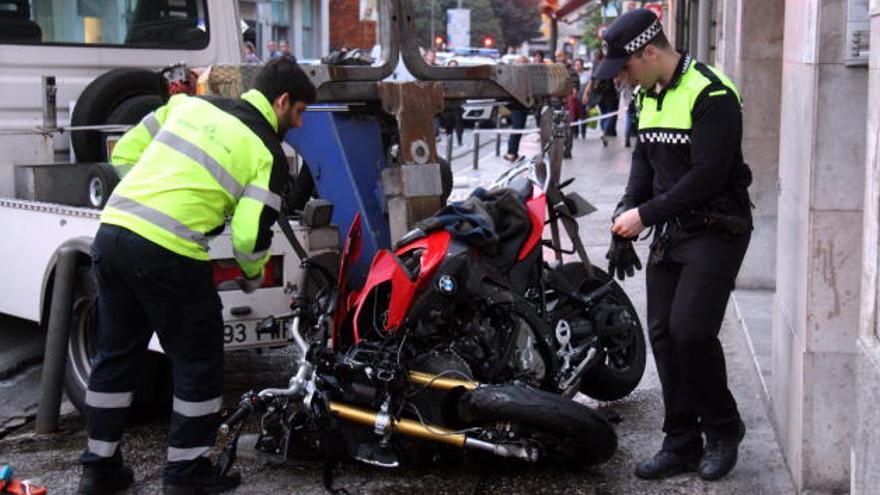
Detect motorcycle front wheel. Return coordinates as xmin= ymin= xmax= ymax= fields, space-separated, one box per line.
xmin=456 ymin=384 xmax=617 ymax=466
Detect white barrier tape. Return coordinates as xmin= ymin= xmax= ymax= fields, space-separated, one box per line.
xmin=472 ymin=109 xmax=625 ymax=136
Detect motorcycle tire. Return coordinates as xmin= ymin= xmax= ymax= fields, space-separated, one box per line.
xmin=558 ymin=263 xmax=646 ymax=402
xmin=457 ymin=384 xmax=617 ymax=466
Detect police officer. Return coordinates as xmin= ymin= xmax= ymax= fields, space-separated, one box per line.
xmin=598 ymin=9 xmax=753 ymax=481
xmin=76 ymin=58 xmax=316 ymax=494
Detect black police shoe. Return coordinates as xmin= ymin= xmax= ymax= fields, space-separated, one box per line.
xmin=77 ymin=463 xmax=134 ymax=494
xmin=634 ymin=449 xmax=702 ymax=479
xmin=699 ymin=420 xmax=746 ymax=481
xmin=163 ymin=459 xmax=241 ymax=495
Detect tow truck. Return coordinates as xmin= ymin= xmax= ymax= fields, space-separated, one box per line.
xmin=0 ymin=0 xmax=571 ymax=422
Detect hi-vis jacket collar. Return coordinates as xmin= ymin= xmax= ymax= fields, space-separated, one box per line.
xmin=645 ymin=52 xmax=692 ymax=97
xmin=241 ymin=89 xmax=278 ymax=133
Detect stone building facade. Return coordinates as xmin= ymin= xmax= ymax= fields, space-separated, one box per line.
xmin=705 ymin=0 xmax=879 ymax=492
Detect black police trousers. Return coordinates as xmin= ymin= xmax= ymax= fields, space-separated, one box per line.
xmin=80 ymin=224 xmax=224 ymax=482
xmin=646 ymin=227 xmax=750 ymax=454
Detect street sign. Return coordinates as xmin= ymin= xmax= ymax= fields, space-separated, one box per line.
xmin=447 ymin=8 xmax=471 ymax=49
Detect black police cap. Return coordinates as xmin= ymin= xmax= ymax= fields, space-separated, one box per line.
xmin=594 ymin=9 xmax=662 ymax=81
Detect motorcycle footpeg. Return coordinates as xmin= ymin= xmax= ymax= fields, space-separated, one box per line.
xmin=354 ymin=443 xmax=400 ymax=468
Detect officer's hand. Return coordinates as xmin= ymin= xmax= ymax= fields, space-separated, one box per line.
xmin=606 ymin=234 xmax=642 ymax=281
xmin=236 ymin=274 xmax=262 ymax=294
xmin=611 ymin=208 xmax=645 ymax=238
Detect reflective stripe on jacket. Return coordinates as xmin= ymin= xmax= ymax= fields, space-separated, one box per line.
xmin=103 ymin=90 xmax=287 ymax=278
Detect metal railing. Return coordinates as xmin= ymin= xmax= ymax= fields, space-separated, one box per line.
xmin=457 ymin=108 xmax=624 ymax=169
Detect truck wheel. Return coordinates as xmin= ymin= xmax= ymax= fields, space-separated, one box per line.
xmin=63 ymin=266 xmax=173 ymax=420
xmin=71 ymin=68 xmax=167 ymax=163
xmin=85 ymin=164 xmax=120 ymax=209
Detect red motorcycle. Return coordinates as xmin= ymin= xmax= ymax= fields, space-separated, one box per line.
xmin=340 ymin=118 xmax=645 ymax=401
xmin=215 ymin=118 xmax=630 ymax=476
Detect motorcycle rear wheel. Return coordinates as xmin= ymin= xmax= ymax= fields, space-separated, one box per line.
xmin=556 ymin=263 xmax=646 ymax=401
xmin=457 ymin=384 xmax=617 ymax=466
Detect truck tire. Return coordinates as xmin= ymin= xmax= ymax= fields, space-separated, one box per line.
xmin=71 ymin=68 xmax=167 ymax=163
xmin=84 ymin=164 xmax=120 ymax=209
xmin=63 ymin=266 xmax=173 ymax=420
xmin=456 ymin=384 xmax=617 ymax=466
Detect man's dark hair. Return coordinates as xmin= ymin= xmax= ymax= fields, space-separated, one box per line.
xmin=647 ymin=31 xmax=671 ymax=50
xmin=254 ymin=57 xmax=317 ymax=105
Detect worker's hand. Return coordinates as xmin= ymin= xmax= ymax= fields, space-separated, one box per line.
xmin=611 ymin=207 xmax=645 ymax=239
xmin=606 ymin=234 xmax=642 ymax=281
xmin=236 ymin=274 xmax=262 ymax=294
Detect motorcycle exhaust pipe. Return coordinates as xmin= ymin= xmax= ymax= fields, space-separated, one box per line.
xmin=327 ymin=401 xmax=536 ymax=462
xmin=407 ymin=371 xmax=479 ymax=391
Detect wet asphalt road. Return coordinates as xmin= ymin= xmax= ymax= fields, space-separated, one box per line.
xmin=0 ymin=130 xmax=795 ymax=494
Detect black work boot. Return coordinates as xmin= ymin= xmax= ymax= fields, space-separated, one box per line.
xmin=163 ymin=459 xmax=241 ymax=495
xmin=634 ymin=449 xmax=702 ymax=480
xmin=699 ymin=420 xmax=746 ymax=481
xmin=77 ymin=463 xmax=134 ymax=494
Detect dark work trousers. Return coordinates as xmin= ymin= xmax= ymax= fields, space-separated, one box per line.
xmin=646 ymin=227 xmax=750 ymax=454
xmin=80 ymin=224 xmax=224 ymax=482
xmin=598 ymin=102 xmax=619 ymax=136
xmin=441 ymin=107 xmax=464 ymax=146
xmin=506 ymin=107 xmax=528 ymax=156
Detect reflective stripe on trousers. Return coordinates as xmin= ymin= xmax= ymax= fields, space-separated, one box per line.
xmin=172 ymin=396 xmax=222 ymax=417
xmin=87 ymin=438 xmax=119 ymax=458
xmin=85 ymin=390 xmax=134 ymax=409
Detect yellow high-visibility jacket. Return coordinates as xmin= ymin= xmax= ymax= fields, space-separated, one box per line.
xmin=103 ymin=89 xmax=287 ymax=278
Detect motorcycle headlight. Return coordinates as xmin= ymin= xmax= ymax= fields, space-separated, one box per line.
xmin=436 ymin=275 xmax=457 ymax=295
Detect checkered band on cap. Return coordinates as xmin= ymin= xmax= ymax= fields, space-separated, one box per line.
xmin=624 ymin=19 xmax=662 ymax=54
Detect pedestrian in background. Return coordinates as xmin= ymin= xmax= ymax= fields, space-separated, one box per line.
xmin=599 ymin=8 xmax=753 ymax=483
xmin=279 ymin=40 xmax=295 ymax=61
xmin=574 ymin=58 xmax=592 ymax=138
xmin=587 ymin=70 xmax=620 ymax=146
xmin=440 ymin=58 xmax=465 ymax=146
xmin=504 ymin=55 xmax=530 ymax=161
xmin=533 ymin=50 xmax=545 ymax=64
xmin=243 ymin=40 xmax=261 ymax=64
xmin=266 ymin=40 xmax=280 ymax=59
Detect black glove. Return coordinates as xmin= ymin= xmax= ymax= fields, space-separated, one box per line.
xmin=606 ymin=234 xmax=642 ymax=281
xmin=236 ymin=274 xmax=262 ymax=294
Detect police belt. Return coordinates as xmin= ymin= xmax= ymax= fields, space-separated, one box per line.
xmin=673 ymin=192 xmax=752 ymax=235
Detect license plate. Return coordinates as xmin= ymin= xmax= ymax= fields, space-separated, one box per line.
xmin=222 ymin=318 xmax=291 ymax=349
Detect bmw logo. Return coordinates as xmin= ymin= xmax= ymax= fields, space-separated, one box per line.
xmin=437 ymin=275 xmax=457 ymax=295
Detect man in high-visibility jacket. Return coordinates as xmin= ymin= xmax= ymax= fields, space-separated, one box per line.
xmin=77 ymin=58 xmax=316 ymax=495
xmin=597 ymin=9 xmax=753 ymax=482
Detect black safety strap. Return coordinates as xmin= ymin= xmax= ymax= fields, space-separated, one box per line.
xmin=276 ymin=217 xmax=309 ymax=261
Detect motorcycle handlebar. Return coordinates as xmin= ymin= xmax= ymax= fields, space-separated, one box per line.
xmin=220 ymin=394 xmax=260 ymax=434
